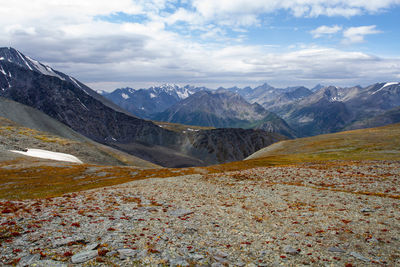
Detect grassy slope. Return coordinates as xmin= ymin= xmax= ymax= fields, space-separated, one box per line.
xmin=153 ymin=121 xmax=215 ymax=132
xmin=0 ymin=116 xmax=160 ymax=168
xmin=196 ymin=123 xmax=400 ymax=173
xmin=0 ymin=159 xmax=194 ymax=200
xmin=246 ymin=123 xmax=400 ymax=163
xmin=1 ymin=123 xmax=400 ymax=200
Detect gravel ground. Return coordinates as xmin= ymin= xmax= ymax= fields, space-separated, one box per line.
xmin=1 ymin=160 xmax=399 ymax=266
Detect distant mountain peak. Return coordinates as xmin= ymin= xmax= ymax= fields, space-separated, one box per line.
xmin=103 ymin=84 xmax=205 ymax=118
xmin=150 ymin=83 xmax=180 ymax=91
xmin=311 ymin=84 xmax=324 ymax=92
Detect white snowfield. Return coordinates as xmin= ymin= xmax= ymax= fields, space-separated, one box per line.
xmin=9 ymin=148 xmax=83 ymax=164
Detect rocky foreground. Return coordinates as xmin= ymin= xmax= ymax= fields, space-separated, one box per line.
xmin=1 ymin=161 xmax=399 ymax=266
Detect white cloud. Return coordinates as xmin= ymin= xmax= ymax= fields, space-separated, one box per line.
xmin=311 ymin=25 xmax=342 ymax=38
xmin=0 ymin=0 xmax=399 ymax=91
xmin=342 ymin=25 xmax=382 ymax=44
xmin=190 ymin=0 xmax=400 ymax=27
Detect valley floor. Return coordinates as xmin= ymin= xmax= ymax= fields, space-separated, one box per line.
xmin=1 ymin=160 xmax=399 ymax=266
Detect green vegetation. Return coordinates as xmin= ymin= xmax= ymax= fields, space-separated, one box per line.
xmin=246 ymin=123 xmax=400 ymax=163
xmin=153 ymin=121 xmax=215 ymax=132
xmin=0 ymin=159 xmax=195 ymax=200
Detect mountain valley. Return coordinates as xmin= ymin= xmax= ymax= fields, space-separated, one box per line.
xmin=0 ymin=47 xmax=284 ymax=167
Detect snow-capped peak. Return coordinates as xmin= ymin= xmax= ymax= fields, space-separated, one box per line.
xmin=150 ymin=83 xmax=181 ymax=92
xmin=0 ymin=47 xmax=65 ymax=80
xmin=24 ymin=55 xmax=65 ymax=80
xmin=176 ymin=88 xmax=190 ymax=99
xmin=371 ymin=82 xmax=399 ymax=95
xmin=145 ymin=84 xmax=196 ymax=100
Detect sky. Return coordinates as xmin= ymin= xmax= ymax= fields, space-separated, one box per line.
xmin=1 ymin=0 xmax=400 ymax=91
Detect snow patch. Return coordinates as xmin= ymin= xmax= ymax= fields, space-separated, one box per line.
xmin=77 ymin=98 xmax=89 ymax=111
xmin=25 ymin=55 xmax=65 ymax=80
xmin=16 ymin=50 xmax=33 ymax=71
xmin=70 ymin=77 xmax=82 ymax=88
xmin=186 ymin=128 xmax=199 ymax=132
xmin=0 ymin=66 xmax=6 ymax=76
xmin=382 ymin=82 xmax=399 ymax=89
xmin=9 ymin=148 xmax=83 ymax=163
xmin=150 ymin=93 xmax=156 ymax=98
xmin=0 ymin=57 xmax=4 ymax=60
xmin=177 ymin=89 xmax=190 ymax=99
xmin=121 ymin=93 xmax=129 ymax=99
xmin=298 ymin=116 xmax=314 ymax=123
xmin=372 ymin=82 xmax=399 ymax=95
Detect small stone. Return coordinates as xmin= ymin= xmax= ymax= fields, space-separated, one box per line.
xmin=29 ymin=260 xmax=68 ymax=267
xmin=117 ymin=248 xmax=137 ymax=260
xmin=211 ymin=263 xmax=224 ymax=267
xmin=190 ymin=254 xmax=205 ymax=261
xmin=283 ymin=245 xmax=299 ymax=255
xmin=169 ymin=257 xmax=189 ymax=266
xmin=53 ymin=236 xmax=85 ymax=248
xmin=234 ymin=261 xmax=246 ymax=267
xmin=71 ymin=250 xmax=98 ymax=264
xmin=328 ymin=247 xmax=346 ymax=253
xmin=106 ymin=251 xmax=118 ymax=257
xmin=361 ymin=208 xmax=375 ymax=213
xmin=213 ymin=256 xmax=229 ymax=264
xmin=168 ymin=208 xmax=193 ymax=217
xmin=85 ymin=243 xmax=99 ymax=250
xmin=350 ymin=251 xmax=370 ymax=262
xmin=17 ymin=254 xmax=40 ymax=266
xmin=214 ymin=250 xmax=228 ymax=258
xmin=137 ymin=249 xmax=148 ymax=258
xmin=367 ymin=237 xmax=379 ymax=243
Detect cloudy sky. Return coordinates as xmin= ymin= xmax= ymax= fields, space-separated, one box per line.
xmin=1 ymin=0 xmax=400 ymax=91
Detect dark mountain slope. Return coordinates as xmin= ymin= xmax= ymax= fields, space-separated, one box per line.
xmin=153 ymin=90 xmax=296 ymax=137
xmin=187 ymin=128 xmax=284 ymax=165
xmin=0 ymin=47 xmax=129 ymax=115
xmin=345 ymin=106 xmax=400 ymax=130
xmin=0 ymin=60 xmax=177 ymax=145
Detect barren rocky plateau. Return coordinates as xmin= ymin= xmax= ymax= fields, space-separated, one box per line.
xmin=1 ymin=160 xmax=399 ymax=266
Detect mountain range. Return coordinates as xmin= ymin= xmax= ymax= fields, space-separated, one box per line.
xmin=0 ymin=47 xmax=284 ymax=167
xmin=103 ymin=81 xmax=400 ymax=138
xmin=152 ymin=89 xmax=296 ymax=138
xmin=269 ymin=83 xmax=400 ymax=136
xmin=103 ymin=84 xmax=206 ymax=119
